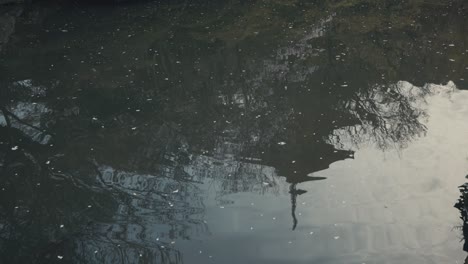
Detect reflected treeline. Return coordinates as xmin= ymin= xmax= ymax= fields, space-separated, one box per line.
xmin=0 ymin=0 xmax=467 ymax=263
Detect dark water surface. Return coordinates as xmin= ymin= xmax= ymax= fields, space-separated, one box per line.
xmin=1 ymin=1 xmax=468 ymax=263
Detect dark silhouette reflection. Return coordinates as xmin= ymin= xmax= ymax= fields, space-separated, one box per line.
xmin=289 ymin=178 xmax=324 ymax=231
xmin=455 ymin=179 xmax=468 ymax=263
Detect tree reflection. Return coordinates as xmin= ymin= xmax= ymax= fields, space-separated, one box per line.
xmin=455 ymin=181 xmax=468 ymax=264
xmin=0 ymin=0 xmax=467 ymax=263
xmin=329 ymin=81 xmax=429 ymax=151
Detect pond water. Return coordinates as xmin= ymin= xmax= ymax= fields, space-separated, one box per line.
xmin=0 ymin=1 xmax=468 ymax=263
